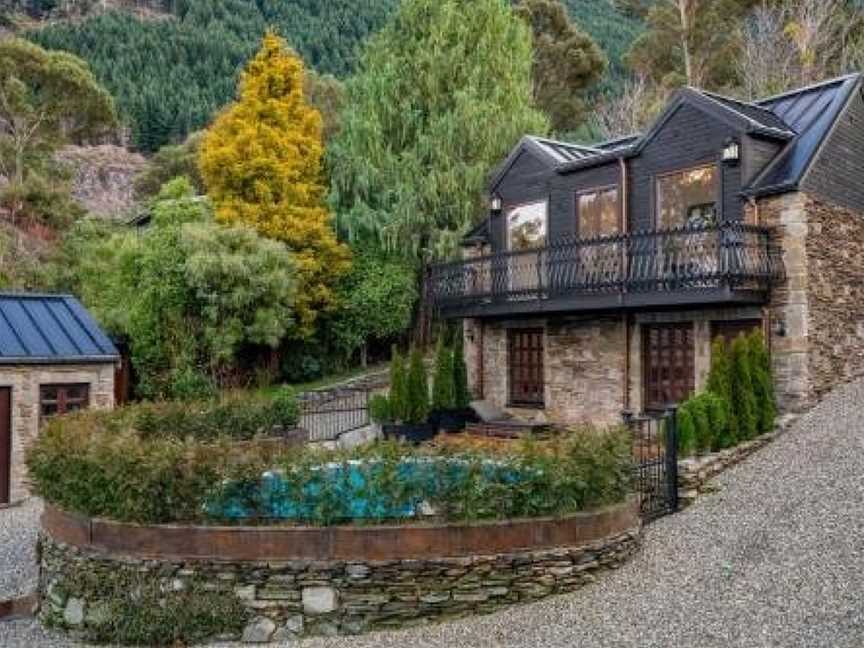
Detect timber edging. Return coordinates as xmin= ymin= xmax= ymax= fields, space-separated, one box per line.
xmin=41 ymin=498 xmax=640 ymax=562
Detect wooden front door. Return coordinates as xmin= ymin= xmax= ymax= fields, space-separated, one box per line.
xmin=0 ymin=388 xmax=11 ymax=505
xmin=508 ymin=329 xmax=545 ymax=407
xmin=643 ymin=323 xmax=695 ymax=412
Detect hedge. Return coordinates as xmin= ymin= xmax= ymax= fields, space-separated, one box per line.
xmin=28 ymin=408 xmax=632 ymax=525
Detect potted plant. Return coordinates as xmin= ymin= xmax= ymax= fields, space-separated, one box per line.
xmin=430 ymin=338 xmax=460 ymax=432
xmin=381 ymin=347 xmax=436 ymax=443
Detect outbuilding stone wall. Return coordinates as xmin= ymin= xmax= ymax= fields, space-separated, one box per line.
xmin=6 ymin=363 xmax=115 ymax=504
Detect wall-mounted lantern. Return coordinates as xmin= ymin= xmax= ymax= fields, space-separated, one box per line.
xmin=490 ymin=193 xmax=502 ymax=213
xmin=722 ymin=138 xmax=740 ymax=164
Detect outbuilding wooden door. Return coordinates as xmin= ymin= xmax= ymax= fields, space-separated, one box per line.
xmin=643 ymin=323 xmax=694 ymax=412
xmin=0 ymin=388 xmax=11 ymax=505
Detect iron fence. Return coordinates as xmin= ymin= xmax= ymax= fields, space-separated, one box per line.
xmin=430 ymin=223 xmax=784 ymax=311
xmin=624 ymin=408 xmax=679 ymax=522
xmin=298 ymin=387 xmax=370 ymax=442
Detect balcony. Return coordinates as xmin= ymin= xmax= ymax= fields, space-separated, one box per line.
xmin=430 ymin=223 xmax=784 ymax=319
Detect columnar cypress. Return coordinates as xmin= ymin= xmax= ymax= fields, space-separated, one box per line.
xmin=406 ymin=348 xmax=430 ymax=424
xmin=452 ymin=332 xmax=471 ymax=410
xmin=706 ymin=337 xmax=736 ymax=445
xmin=431 ymin=339 xmax=455 ymax=411
xmin=747 ymin=331 xmax=777 ymax=433
xmin=389 ymin=348 xmax=408 ymax=423
xmin=730 ymin=335 xmax=758 ymax=440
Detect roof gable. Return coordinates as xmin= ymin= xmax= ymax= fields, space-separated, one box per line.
xmin=0 ymin=293 xmax=118 ymax=365
xmin=746 ymin=74 xmax=862 ymax=195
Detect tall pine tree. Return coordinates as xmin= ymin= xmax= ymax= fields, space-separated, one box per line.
xmin=199 ymin=32 xmax=350 ymax=338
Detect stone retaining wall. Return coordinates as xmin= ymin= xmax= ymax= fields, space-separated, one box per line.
xmin=39 ymin=502 xmax=640 ymax=643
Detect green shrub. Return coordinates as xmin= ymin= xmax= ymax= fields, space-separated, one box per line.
xmin=369 ymin=394 xmax=392 ymax=424
xmin=431 ymin=338 xmax=455 ymax=411
xmin=730 ymin=336 xmax=758 ymax=441
xmin=28 ymin=409 xmax=633 ymax=525
xmin=747 ymin=331 xmax=777 ymax=433
xmin=270 ymin=387 xmax=299 ymax=427
xmin=702 ymin=391 xmax=730 ymax=450
xmin=689 ymin=394 xmax=713 ymax=455
xmin=406 ymin=347 xmax=430 ymax=424
xmin=676 ymin=402 xmax=697 ymax=457
xmin=389 ymin=347 xmax=408 ymax=422
xmin=706 ymin=337 xmax=736 ymax=442
xmin=452 ymin=332 xmax=471 ymax=409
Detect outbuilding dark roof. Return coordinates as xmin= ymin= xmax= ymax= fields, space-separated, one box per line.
xmin=0 ymin=293 xmax=118 ymax=365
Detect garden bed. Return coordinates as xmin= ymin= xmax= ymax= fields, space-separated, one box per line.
xmin=39 ymin=499 xmax=640 ymax=643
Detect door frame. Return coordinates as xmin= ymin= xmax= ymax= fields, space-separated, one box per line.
xmin=641 ymin=322 xmax=695 ymax=413
xmin=0 ymin=386 xmax=12 ymax=506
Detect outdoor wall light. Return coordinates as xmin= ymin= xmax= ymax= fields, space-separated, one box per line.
xmin=774 ymin=318 xmax=787 ymax=338
xmin=722 ymin=139 xmax=740 ymax=163
xmin=490 ymin=194 xmax=502 ymax=212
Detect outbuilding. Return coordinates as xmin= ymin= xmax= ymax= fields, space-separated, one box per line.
xmin=0 ymin=293 xmax=118 ymax=506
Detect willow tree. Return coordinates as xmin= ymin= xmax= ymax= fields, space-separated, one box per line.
xmin=329 ymin=0 xmax=548 ymax=262
xmin=199 ymin=32 xmax=350 ymax=338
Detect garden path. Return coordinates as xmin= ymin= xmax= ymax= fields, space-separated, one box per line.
xmin=2 ymin=378 xmax=864 ymax=647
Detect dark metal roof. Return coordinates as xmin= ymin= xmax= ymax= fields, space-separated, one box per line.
xmin=525 ymin=136 xmax=602 ymax=163
xmin=747 ymin=73 xmax=862 ymax=195
xmin=0 ymin=293 xmax=118 ymax=365
xmin=698 ymin=90 xmax=795 ymax=135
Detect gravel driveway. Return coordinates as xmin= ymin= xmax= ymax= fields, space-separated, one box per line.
xmin=3 ymin=379 xmax=864 ymax=647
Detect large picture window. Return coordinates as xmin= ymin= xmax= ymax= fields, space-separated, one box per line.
xmin=507 ymin=200 xmax=547 ymax=251
xmin=578 ymin=187 xmax=619 ymax=239
xmin=656 ymin=165 xmax=718 ymax=229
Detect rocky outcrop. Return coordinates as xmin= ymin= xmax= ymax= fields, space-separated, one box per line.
xmin=55 ymin=145 xmax=147 ymax=220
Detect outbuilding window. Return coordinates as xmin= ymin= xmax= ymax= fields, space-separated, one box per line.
xmin=40 ymin=384 xmax=90 ymax=419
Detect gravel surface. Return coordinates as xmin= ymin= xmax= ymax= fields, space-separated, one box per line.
xmin=3 ymin=380 xmax=864 ymax=647
xmin=0 ymin=498 xmax=41 ymax=601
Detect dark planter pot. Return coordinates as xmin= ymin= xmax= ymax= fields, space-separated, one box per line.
xmin=382 ymin=423 xmax=438 ymax=444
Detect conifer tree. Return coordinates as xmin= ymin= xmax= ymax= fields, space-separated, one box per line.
xmin=452 ymin=332 xmax=471 ymax=410
xmin=747 ymin=331 xmax=777 ymax=434
xmin=730 ymin=335 xmax=758 ymax=440
xmin=406 ymin=348 xmax=430 ymax=425
xmin=706 ymin=337 xmax=736 ymax=445
xmin=431 ymin=339 xmax=455 ymax=412
xmin=199 ymin=32 xmax=351 ymax=338
xmin=389 ymin=347 xmax=408 ymax=423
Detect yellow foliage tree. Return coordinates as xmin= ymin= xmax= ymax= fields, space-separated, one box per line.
xmin=199 ymin=32 xmax=350 ymax=337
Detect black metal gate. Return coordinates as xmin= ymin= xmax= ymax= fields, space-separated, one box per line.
xmin=624 ymin=408 xmax=679 ymax=522
xmin=299 ymin=388 xmax=370 ymax=442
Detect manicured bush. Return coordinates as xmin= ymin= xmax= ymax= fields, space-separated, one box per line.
xmin=406 ymin=347 xmax=430 ymax=424
xmin=702 ymin=391 xmax=730 ymax=451
xmin=730 ymin=335 xmax=759 ymax=441
xmin=706 ymin=337 xmax=736 ymax=443
xmin=28 ymin=409 xmax=632 ymax=525
xmin=689 ymin=394 xmax=713 ymax=455
xmin=452 ymin=332 xmax=471 ymax=410
xmin=431 ymin=339 xmax=455 ymax=411
xmin=675 ymin=403 xmax=697 ymax=457
xmin=388 ymin=347 xmax=408 ymax=422
xmin=368 ymin=394 xmax=392 ymax=424
xmin=747 ymin=331 xmax=777 ymax=434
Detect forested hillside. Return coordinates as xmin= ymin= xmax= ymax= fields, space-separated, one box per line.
xmin=18 ymin=0 xmax=641 ymax=151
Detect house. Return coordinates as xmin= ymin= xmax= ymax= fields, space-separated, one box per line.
xmin=0 ymin=293 xmax=118 ymax=506
xmin=430 ymin=73 xmax=864 ymax=428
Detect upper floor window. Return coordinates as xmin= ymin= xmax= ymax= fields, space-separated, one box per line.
xmin=656 ymin=164 xmax=718 ymax=229
xmin=578 ymin=186 xmax=619 ymax=239
xmin=507 ymin=200 xmax=547 ymax=251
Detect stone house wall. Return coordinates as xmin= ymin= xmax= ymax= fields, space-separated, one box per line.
xmin=5 ymin=363 xmax=115 ymax=504
xmin=464 ymin=307 xmax=763 ymax=428
xmin=755 ymin=192 xmax=864 ymax=411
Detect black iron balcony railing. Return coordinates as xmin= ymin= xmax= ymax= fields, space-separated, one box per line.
xmin=430 ymin=223 xmax=784 ymax=316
